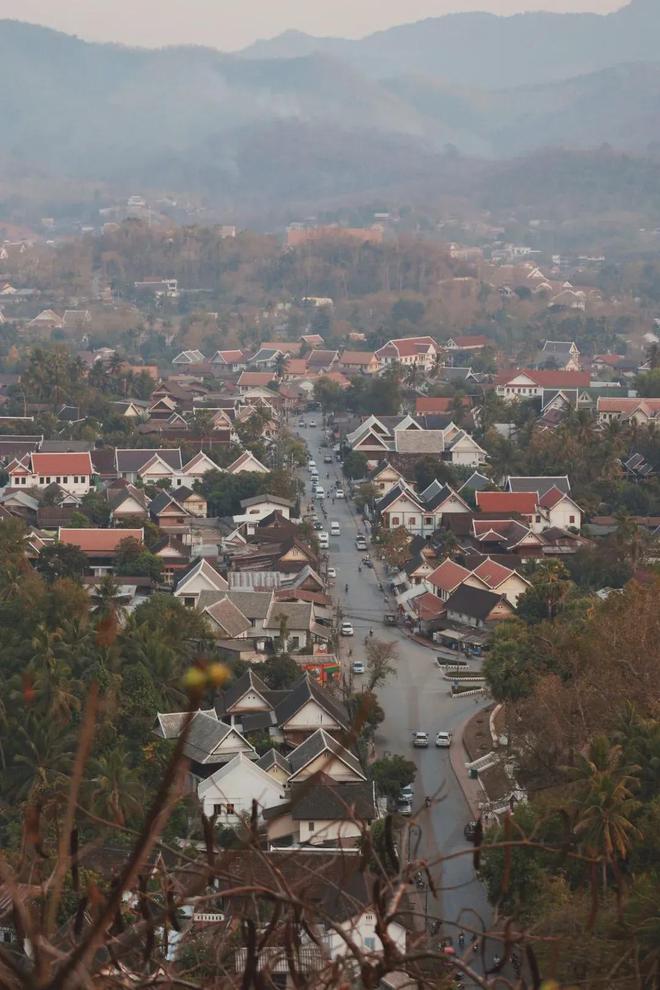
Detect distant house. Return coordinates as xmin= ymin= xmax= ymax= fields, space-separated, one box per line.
xmin=338 ymin=351 xmax=379 ymax=375
xmin=28 ymin=309 xmax=63 ymax=331
xmin=495 ymin=369 xmax=589 ymax=402
xmin=237 ymin=371 xmax=277 ymax=392
xmin=446 ymin=335 xmax=490 ymax=351
xmin=172 ymin=350 xmax=205 ymax=366
xmin=173 ymin=558 xmax=228 ymax=608
xmin=58 ymin=527 xmax=144 ymax=576
xmin=226 ymin=450 xmax=269 ymax=475
xmin=8 ymin=451 xmax=93 ymax=494
xmin=62 ymin=310 xmax=92 ymax=330
xmin=210 ymin=349 xmax=246 ymax=371
xmin=114 ymin=448 xmax=183 ymax=484
xmin=375 ymin=336 xmax=438 ymax=371
xmin=107 ymin=483 xmax=150 ymax=523
xmin=444 ymin=585 xmax=515 ymax=628
xmin=537 ymin=340 xmax=581 ymax=371
xmin=596 ymin=397 xmax=660 ymax=426
xmin=134 ymin=277 xmax=179 ymax=297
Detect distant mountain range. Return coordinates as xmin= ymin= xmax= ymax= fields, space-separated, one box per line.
xmin=240 ymin=0 xmax=659 ymax=89
xmin=0 ymin=2 xmax=659 ymax=216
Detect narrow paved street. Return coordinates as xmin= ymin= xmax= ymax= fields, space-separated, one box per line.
xmin=300 ymin=422 xmax=492 ymax=964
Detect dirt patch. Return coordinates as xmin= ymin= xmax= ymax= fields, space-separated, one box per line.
xmin=479 ymin=762 xmax=512 ymax=804
xmin=462 ymin=705 xmax=495 ymax=763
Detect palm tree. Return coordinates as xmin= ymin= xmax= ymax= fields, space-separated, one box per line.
xmin=567 ymin=735 xmax=641 ymax=890
xmin=88 ymin=745 xmax=145 ymax=826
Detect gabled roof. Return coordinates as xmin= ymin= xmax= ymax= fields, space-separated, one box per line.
xmin=202 ymin=597 xmax=252 ymax=638
xmin=445 ymin=584 xmax=512 ymax=620
xmin=182 ymin=450 xmax=218 ymax=475
xmin=149 ymin=490 xmax=191 ymax=516
xmin=174 ymin=557 xmax=228 ymax=594
xmin=155 ymin=708 xmax=217 ymax=739
xmin=220 ymin=669 xmax=272 ymax=712
xmin=287 ymin=728 xmax=364 ymax=780
xmin=377 ymin=481 xmax=423 ymax=513
xmin=496 ymin=369 xmax=589 ymax=388
xmin=539 ymin=486 xmax=579 ymax=511
xmin=476 ymin=491 xmax=538 ymax=515
xmin=226 ymin=450 xmax=269 ymax=474
xmin=211 ymin=349 xmax=245 ymax=364
xmin=256 ymin=748 xmax=292 ymax=775
xmin=183 ymin=711 xmax=252 ymax=764
xmin=472 ymin=518 xmax=541 ymax=548
xmin=394 ymin=430 xmax=445 ymax=455
xmin=275 ymin=674 xmax=349 ymax=730
xmin=376 ymin=336 xmax=437 ymax=358
xmin=426 ymin=558 xmax=472 ymax=593
xmin=237 ymin=371 xmax=276 ymax=387
xmin=507 ymin=475 xmax=571 ymax=497
xmin=471 ymin=557 xmax=517 ymax=589
xmin=459 ymin=471 xmax=492 ymax=494
xmin=289 ymin=775 xmax=376 ymax=821
xmin=115 ymin=448 xmax=182 ymax=473
xmin=197 ymin=749 xmax=278 ymax=793
xmin=421 ymin=483 xmax=470 ymax=513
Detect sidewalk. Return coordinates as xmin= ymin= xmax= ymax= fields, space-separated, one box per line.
xmin=449 ymin=713 xmax=488 ymax=820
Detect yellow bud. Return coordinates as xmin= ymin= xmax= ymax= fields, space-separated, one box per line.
xmin=208 ymin=662 xmax=230 ymax=687
xmin=182 ymin=668 xmax=207 ymax=692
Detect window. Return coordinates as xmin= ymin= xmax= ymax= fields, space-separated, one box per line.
xmin=39 ymin=477 xmax=45 ymax=484
xmin=535 ymin=515 xmax=541 ymax=523
xmin=184 ymin=597 xmax=195 ymax=608
xmin=62 ymin=477 xmax=68 ymax=484
xmin=425 ymin=516 xmax=433 ymax=526
xmin=308 ymin=822 xmax=315 ymax=832
xmin=213 ymin=804 xmax=222 ymax=816
xmin=408 ymin=516 xmax=417 ymax=526
xmin=365 ymin=937 xmax=376 ymax=950
xmin=365 ymin=914 xmax=374 ymax=922
xmin=569 ymin=515 xmax=575 ymax=524
xmin=391 ymin=516 xmax=400 ymax=526
xmin=56 ymin=477 xmax=61 ymax=484
xmin=46 ymin=477 xmax=51 ymax=484
xmin=225 ymin=803 xmax=235 ymax=815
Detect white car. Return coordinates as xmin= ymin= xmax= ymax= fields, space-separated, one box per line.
xmin=308 ymin=459 xmax=316 ymax=467
xmin=355 ymin=537 xmax=367 ymax=550
xmin=330 ymin=521 xmax=341 ymax=536
xmin=397 ymin=799 xmax=412 ymax=817
xmin=340 ymin=621 xmax=354 ymax=637
xmin=335 ymin=489 xmax=345 ymax=499
xmin=412 ymin=731 xmax=429 ymax=748
xmin=327 ymin=567 xmax=337 ymax=579
xmin=351 ymin=660 xmax=365 ymax=674
xmin=310 ymin=467 xmax=319 ymax=478
xmin=315 ymin=487 xmax=325 ymax=500
xmin=319 ymin=531 xmax=329 ymax=549
xmin=309 ymin=420 xmax=317 ymax=427
xmin=399 ymin=783 xmax=414 ymax=802
xmin=435 ymin=731 xmax=453 ymax=748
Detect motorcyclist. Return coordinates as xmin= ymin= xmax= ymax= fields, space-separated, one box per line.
xmin=424 ymin=796 xmax=432 ymax=808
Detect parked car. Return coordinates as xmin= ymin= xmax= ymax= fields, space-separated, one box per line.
xmin=356 ymin=537 xmax=367 ymax=550
xmin=397 ymin=799 xmax=412 ymax=817
xmin=412 ymin=731 xmax=429 ymax=748
xmin=340 ymin=621 xmax=354 ymax=637
xmin=351 ymin=660 xmax=365 ymax=674
xmin=327 ymin=567 xmax=337 ymax=579
xmin=330 ymin=521 xmax=341 ymax=536
xmin=315 ymin=487 xmax=325 ymax=500
xmin=435 ymin=731 xmax=453 ymax=748
xmin=335 ymin=489 xmax=345 ymax=499
xmin=319 ymin=531 xmax=329 ymax=548
xmin=298 ymin=420 xmax=306 ymax=427
xmin=308 ymin=459 xmax=316 ymax=467
xmin=399 ymin=783 xmax=414 ymax=802
xmin=323 ymin=454 xmax=333 ymax=463
xmin=313 ymin=520 xmax=322 ymax=531
xmin=309 ymin=420 xmax=317 ymax=427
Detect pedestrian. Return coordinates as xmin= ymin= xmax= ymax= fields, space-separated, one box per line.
xmin=457 ymin=931 xmax=465 ymax=949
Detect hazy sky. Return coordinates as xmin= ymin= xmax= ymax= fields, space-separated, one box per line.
xmin=0 ymin=0 xmax=626 ymax=50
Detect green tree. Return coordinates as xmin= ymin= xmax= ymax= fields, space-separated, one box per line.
xmin=371 ymin=754 xmax=416 ymax=802
xmin=260 ymin=654 xmax=301 ymax=690
xmin=342 ymin=451 xmax=367 ymax=480
xmin=36 ymin=543 xmax=88 ymax=583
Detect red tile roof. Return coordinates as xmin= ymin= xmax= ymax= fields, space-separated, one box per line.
xmin=58 ymin=528 xmax=143 ymax=552
xmin=471 ymin=558 xmax=514 ymax=588
xmin=427 ymin=558 xmax=471 ymax=593
xmin=415 ymin=396 xmax=471 ymax=414
xmin=412 ymin=592 xmax=446 ymax=621
xmin=31 ymin=452 xmax=93 ymax=475
xmin=476 ymin=491 xmax=538 ymax=515
xmin=238 ymin=372 xmax=276 ymax=387
xmin=380 ymin=337 xmax=437 ymax=358
xmin=539 ymin=486 xmax=568 ymax=509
